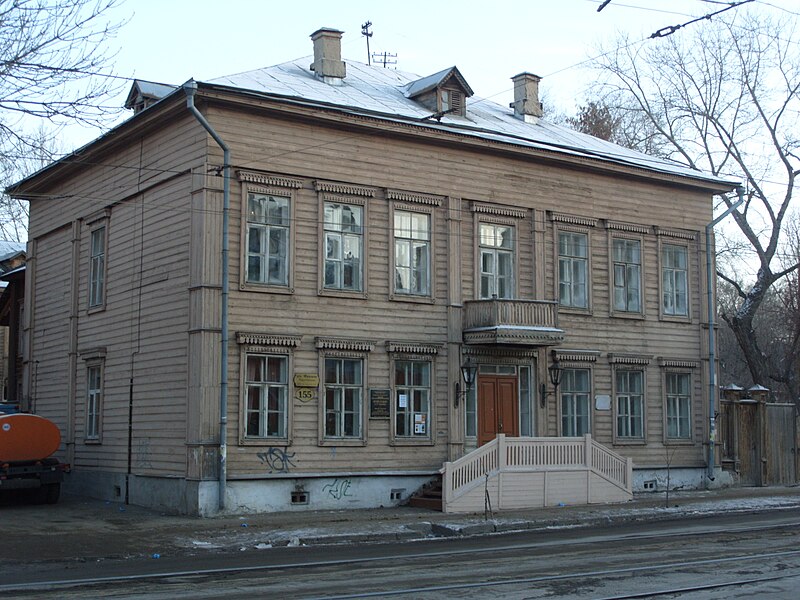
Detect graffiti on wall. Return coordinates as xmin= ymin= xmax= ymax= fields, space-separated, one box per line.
xmin=257 ymin=447 xmax=297 ymax=473
xmin=322 ymin=478 xmax=353 ymax=500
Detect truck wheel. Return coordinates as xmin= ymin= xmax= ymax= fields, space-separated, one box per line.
xmin=43 ymin=483 xmax=60 ymax=504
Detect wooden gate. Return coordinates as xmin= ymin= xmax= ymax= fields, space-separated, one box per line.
xmin=719 ymin=389 xmax=798 ymax=486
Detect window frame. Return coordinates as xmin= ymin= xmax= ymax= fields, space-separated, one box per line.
xmin=238 ymin=174 xmax=302 ymax=295
xmin=88 ymin=225 xmax=107 ymax=310
xmin=477 ymin=221 xmax=516 ymax=300
xmin=242 ymin=353 xmax=290 ymax=442
xmin=318 ymin=352 xmax=369 ymax=446
xmin=557 ymin=229 xmax=590 ymax=310
xmin=390 ymin=203 xmax=435 ymax=303
xmin=659 ymin=238 xmax=691 ymax=321
xmin=390 ymin=356 xmax=435 ymax=445
xmin=552 ymin=220 xmax=595 ymax=315
xmin=318 ymin=196 xmax=368 ymax=298
xmin=663 ymin=369 xmax=694 ymax=444
xmin=85 ymin=361 xmax=103 ymax=442
xmin=609 ymin=235 xmax=645 ymax=318
xmin=613 ymin=367 xmax=646 ymax=444
xmin=559 ymin=367 xmax=592 ymax=437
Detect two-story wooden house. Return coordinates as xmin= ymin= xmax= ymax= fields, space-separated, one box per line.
xmin=7 ymin=28 xmax=737 ymax=515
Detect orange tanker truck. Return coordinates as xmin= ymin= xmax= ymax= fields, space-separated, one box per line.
xmin=0 ymin=413 xmax=69 ymax=504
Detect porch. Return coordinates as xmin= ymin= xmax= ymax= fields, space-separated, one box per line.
xmin=440 ymin=434 xmax=633 ymax=513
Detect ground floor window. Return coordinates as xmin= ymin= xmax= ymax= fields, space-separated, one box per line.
xmin=245 ymin=354 xmax=288 ymax=438
xmin=394 ymin=360 xmax=431 ymax=437
xmin=666 ymin=372 xmax=691 ymax=439
xmin=616 ymin=370 xmax=644 ymax=439
xmin=324 ymin=357 xmax=363 ymax=438
xmin=86 ymin=364 xmax=103 ymax=441
xmin=561 ymin=368 xmax=590 ymax=436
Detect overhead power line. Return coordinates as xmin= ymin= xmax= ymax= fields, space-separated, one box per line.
xmin=650 ymin=0 xmax=756 ymax=38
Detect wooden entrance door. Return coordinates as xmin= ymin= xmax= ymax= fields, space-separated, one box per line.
xmin=478 ymin=375 xmax=519 ymax=446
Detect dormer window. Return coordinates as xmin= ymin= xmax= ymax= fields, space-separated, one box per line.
xmin=406 ymin=67 xmax=473 ymax=119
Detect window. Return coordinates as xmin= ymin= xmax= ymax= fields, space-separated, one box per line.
xmin=86 ymin=364 xmax=102 ymax=440
xmin=662 ymin=244 xmax=688 ymax=316
xmin=519 ymin=365 xmax=533 ymax=436
xmin=666 ymin=372 xmax=691 ymax=439
xmin=561 ymin=368 xmax=590 ymax=436
xmin=613 ymin=238 xmax=641 ymax=313
xmin=246 ymin=193 xmax=290 ymax=286
xmin=245 ymin=354 xmax=288 ymax=439
xmin=479 ymin=223 xmax=514 ymax=299
xmin=324 ymin=358 xmax=363 ymax=438
xmin=394 ymin=211 xmax=430 ymax=296
xmin=558 ymin=232 xmax=588 ymax=308
xmin=394 ymin=360 xmax=431 ymax=437
xmin=324 ymin=202 xmax=363 ymax=291
xmin=616 ymin=370 xmax=644 ymax=439
xmin=89 ymin=226 xmax=105 ymax=308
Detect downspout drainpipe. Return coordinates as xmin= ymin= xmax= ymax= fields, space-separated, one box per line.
xmin=184 ymin=80 xmax=230 ymax=511
xmin=705 ymin=185 xmax=744 ymax=482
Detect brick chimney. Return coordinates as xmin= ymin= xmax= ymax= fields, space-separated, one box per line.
xmin=310 ymin=28 xmax=346 ymax=84
xmin=510 ymin=72 xmax=543 ymax=123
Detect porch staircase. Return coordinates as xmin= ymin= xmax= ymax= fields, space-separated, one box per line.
xmin=437 ymin=434 xmax=633 ymax=513
xmin=408 ymin=475 xmax=443 ymax=511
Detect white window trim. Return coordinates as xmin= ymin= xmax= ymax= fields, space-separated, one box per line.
xmin=609 ymin=234 xmax=646 ymax=319
xmin=658 ymin=238 xmax=692 ymax=322
xmin=389 ymin=355 xmax=436 ymax=446
xmin=553 ymin=222 xmax=594 ymax=315
xmin=236 ymin=332 xmax=300 ymax=446
xmin=661 ymin=365 xmax=697 ymax=445
xmin=612 ymin=365 xmax=647 ymax=445
xmin=473 ymin=210 xmax=523 ymax=301
xmin=238 ymin=172 xmax=302 ymax=295
xmin=317 ymin=193 xmax=369 ymax=299
xmin=390 ymin=202 xmax=435 ymax=303
xmin=558 ymin=365 xmax=593 ymax=437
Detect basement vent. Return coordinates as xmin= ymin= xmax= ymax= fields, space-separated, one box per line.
xmin=390 ymin=488 xmax=405 ymax=501
xmin=643 ymin=480 xmax=657 ymax=491
xmin=291 ymin=490 xmax=309 ymax=505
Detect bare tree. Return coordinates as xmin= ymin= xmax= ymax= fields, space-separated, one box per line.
xmin=0 ymin=0 xmax=125 ymax=237
xmin=590 ymin=11 xmax=800 ymax=400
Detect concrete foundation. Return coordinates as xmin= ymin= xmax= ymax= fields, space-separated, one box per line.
xmin=633 ymin=466 xmax=736 ymax=493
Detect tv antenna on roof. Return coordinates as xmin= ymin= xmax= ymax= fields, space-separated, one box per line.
xmin=361 ymin=21 xmax=373 ymax=65
xmin=371 ymin=51 xmax=397 ymax=69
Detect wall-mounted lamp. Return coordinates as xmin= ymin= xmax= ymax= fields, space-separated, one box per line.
xmin=540 ymin=350 xmax=563 ymax=408
xmin=454 ymin=356 xmax=478 ymax=408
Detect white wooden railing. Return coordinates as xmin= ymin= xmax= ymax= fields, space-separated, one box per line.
xmin=442 ymin=434 xmax=633 ymax=512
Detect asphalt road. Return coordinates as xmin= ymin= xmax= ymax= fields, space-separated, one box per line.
xmin=3 ymin=507 xmax=799 ymax=599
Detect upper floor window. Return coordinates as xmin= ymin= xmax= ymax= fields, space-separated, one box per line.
xmin=616 ymin=370 xmax=644 ymax=439
xmin=246 ymin=193 xmax=290 ymax=286
xmin=479 ymin=223 xmax=514 ymax=299
xmin=89 ymin=226 xmax=106 ymax=308
xmin=612 ymin=238 xmax=641 ymax=313
xmin=324 ymin=357 xmax=363 ymax=438
xmin=662 ymin=244 xmax=688 ymax=316
xmin=558 ymin=231 xmax=588 ymax=308
xmin=394 ymin=360 xmax=431 ymax=438
xmin=394 ymin=211 xmax=430 ymax=296
xmin=666 ymin=372 xmax=691 ymax=439
xmin=245 ymin=354 xmax=288 ymax=439
xmin=324 ymin=202 xmax=363 ymax=292
xmin=561 ymin=368 xmax=591 ymax=436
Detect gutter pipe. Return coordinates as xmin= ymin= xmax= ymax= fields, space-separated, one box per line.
xmin=705 ymin=185 xmax=744 ymax=481
xmin=184 ymin=80 xmax=230 ymax=511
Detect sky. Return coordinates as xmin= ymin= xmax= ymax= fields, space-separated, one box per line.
xmin=64 ymin=0 xmax=798 ymax=149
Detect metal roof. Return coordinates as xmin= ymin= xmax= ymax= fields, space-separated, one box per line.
xmin=210 ymin=57 xmax=736 ymax=188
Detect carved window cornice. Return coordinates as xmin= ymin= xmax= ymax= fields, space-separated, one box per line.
xmin=314 ymin=181 xmax=375 ymax=197
xmin=471 ymin=203 xmax=527 ymax=219
xmin=386 ymin=189 xmax=443 ymax=206
xmin=237 ymin=171 xmax=303 ymax=189
xmin=315 ymin=337 xmax=376 ymax=352
xmin=80 ymin=347 xmax=107 ymax=361
xmin=655 ymin=227 xmax=697 ymax=240
xmin=608 ymin=353 xmax=653 ymax=365
xmin=606 ymin=220 xmax=650 ymax=234
xmin=554 ymin=349 xmax=600 ymax=363
xmin=236 ymin=332 xmax=302 ymax=348
xmin=550 ymin=212 xmax=598 ymax=227
xmin=658 ymin=358 xmax=699 ymax=369
xmin=386 ymin=341 xmax=442 ymax=355
xmin=322 ymin=194 xmax=366 ymax=206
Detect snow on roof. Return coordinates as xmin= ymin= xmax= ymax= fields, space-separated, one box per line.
xmin=209 ymin=57 xmax=734 ymax=187
xmin=0 ymin=241 xmax=25 ymax=262
xmin=404 ymin=66 xmax=473 ymax=98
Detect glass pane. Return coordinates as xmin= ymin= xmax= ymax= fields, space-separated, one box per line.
xmin=267 ymin=196 xmax=289 ymax=225
xmin=480 ymin=224 xmax=495 ymax=247
xmin=325 ymin=359 xmax=339 ymax=384
xmin=247 ymin=356 xmax=264 ymax=381
xmin=412 ymin=213 xmax=430 ymax=240
xmin=497 ymin=226 xmax=513 ymax=249
xmin=248 ymin=195 xmax=266 ymax=223
xmin=395 ymin=212 xmax=411 ymax=238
